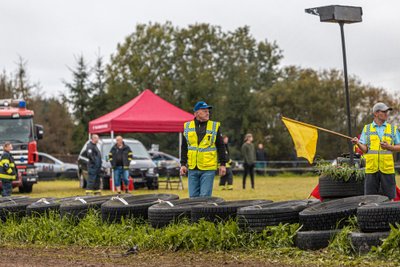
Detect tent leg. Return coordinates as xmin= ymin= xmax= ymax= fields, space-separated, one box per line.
xmin=179 ymin=133 xmax=183 ymax=190
xmin=111 ymin=131 xmax=115 ymax=192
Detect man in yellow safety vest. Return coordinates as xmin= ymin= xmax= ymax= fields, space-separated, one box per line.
xmin=352 ymin=102 xmax=400 ymax=200
xmin=180 ymin=101 xmax=227 ymax=197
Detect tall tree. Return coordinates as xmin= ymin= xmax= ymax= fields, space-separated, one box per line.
xmin=64 ymin=55 xmax=92 ymax=126
xmin=105 ymin=23 xmax=282 ymax=154
xmin=87 ymin=53 xmax=108 ymax=120
xmin=63 ymin=55 xmax=92 ymax=152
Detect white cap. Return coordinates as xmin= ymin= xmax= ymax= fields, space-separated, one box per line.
xmin=372 ymin=102 xmax=392 ymax=113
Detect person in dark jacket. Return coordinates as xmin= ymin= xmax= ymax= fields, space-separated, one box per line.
xmin=256 ymin=143 xmax=267 ymax=170
xmin=0 ymin=142 xmax=17 ymax=197
xmin=219 ymin=135 xmax=233 ymax=190
xmin=241 ymin=133 xmax=256 ymax=189
xmin=108 ymin=136 xmax=133 ymax=194
xmin=85 ymin=134 xmax=102 ymax=195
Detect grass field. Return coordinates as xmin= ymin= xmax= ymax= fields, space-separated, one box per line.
xmin=4 ymin=174 xmax=400 ymax=267
xmin=25 ymin=174 xmax=319 ymax=200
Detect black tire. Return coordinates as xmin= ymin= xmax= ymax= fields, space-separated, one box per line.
xmin=319 ymin=175 xmax=364 ymax=198
xmin=148 ymin=197 xmax=224 ymax=228
xmin=60 ymin=195 xmax=121 ymax=220
xmin=296 ymin=230 xmax=340 ymax=250
xmin=237 ymin=199 xmax=319 ymax=232
xmin=299 ymin=195 xmax=388 ymax=231
xmin=0 ymin=198 xmax=39 ymax=222
xmin=350 ymin=232 xmax=389 ymax=254
xmin=101 ymin=194 xmax=179 ymax=223
xmin=191 ymin=200 xmax=272 ymax=223
xmin=357 ymin=202 xmax=400 ymax=232
xmin=26 ymin=197 xmax=76 ymax=216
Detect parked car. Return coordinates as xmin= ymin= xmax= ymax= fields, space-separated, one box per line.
xmin=35 ymin=152 xmax=79 ymax=180
xmin=78 ymin=138 xmax=158 ymax=190
xmin=148 ymin=150 xmax=180 ymax=177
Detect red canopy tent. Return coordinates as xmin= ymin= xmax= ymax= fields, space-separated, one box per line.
xmin=89 ymin=89 xmax=194 ymax=134
xmin=89 ymin=89 xmax=193 ymax=192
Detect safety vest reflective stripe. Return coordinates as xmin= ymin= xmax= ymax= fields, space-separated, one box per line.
xmin=0 ymin=173 xmax=15 ymax=179
xmin=188 ymin=146 xmax=217 ymax=152
xmin=366 ymin=150 xmax=393 ymax=155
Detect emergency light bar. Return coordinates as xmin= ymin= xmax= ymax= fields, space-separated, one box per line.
xmin=0 ymin=99 xmax=26 ymax=108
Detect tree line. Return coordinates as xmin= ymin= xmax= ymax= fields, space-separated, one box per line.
xmin=1 ymin=22 xmax=398 ymax=160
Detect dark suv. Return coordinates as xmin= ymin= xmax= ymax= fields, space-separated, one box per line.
xmin=77 ymin=138 xmax=158 ymax=190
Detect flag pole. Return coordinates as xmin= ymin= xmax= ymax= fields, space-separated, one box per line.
xmin=281 ymin=116 xmax=353 ymax=140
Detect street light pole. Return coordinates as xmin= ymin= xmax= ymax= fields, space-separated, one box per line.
xmin=305 ymin=5 xmax=362 ymax=165
xmin=339 ymin=22 xmax=354 ymax=164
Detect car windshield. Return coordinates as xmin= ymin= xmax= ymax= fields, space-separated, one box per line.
xmin=101 ymin=141 xmax=150 ymax=160
xmin=0 ymin=118 xmax=33 ymax=143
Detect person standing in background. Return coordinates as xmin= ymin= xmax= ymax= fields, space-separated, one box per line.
xmin=0 ymin=142 xmax=17 ymax=197
xmin=241 ymin=133 xmax=256 ymax=189
xmin=256 ymin=143 xmax=267 ymax=171
xmin=219 ymin=135 xmax=233 ymax=190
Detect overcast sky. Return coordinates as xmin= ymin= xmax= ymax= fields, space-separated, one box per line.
xmin=1 ymin=0 xmax=400 ymax=97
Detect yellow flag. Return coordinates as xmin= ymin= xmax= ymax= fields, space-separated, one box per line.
xmin=282 ymin=117 xmax=318 ymax=164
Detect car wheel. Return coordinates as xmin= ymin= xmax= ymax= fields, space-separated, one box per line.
xmin=19 ymin=183 xmax=33 ymax=193
xmin=79 ymin=172 xmax=87 ymax=189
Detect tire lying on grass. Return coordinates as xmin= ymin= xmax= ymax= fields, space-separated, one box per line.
xmin=60 ymin=195 xmax=125 ymax=220
xmin=0 ymin=198 xmax=40 ymax=222
xmin=299 ymin=195 xmax=388 ymax=231
xmin=296 ymin=229 xmax=340 ymax=250
xmin=148 ymin=197 xmax=224 ymax=228
xmin=237 ymin=199 xmax=319 ymax=232
xmin=350 ymin=232 xmax=389 ymax=254
xmin=319 ymin=175 xmax=364 ymax=199
xmin=101 ymin=194 xmax=179 ymax=223
xmin=26 ymin=196 xmax=88 ymax=217
xmin=191 ymin=200 xmax=272 ymax=223
xmin=357 ymin=201 xmax=400 ymax=232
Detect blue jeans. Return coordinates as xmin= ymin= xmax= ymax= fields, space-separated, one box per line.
xmin=188 ymin=169 xmax=215 ymax=198
xmin=1 ymin=179 xmax=12 ymax=197
xmin=113 ymin=166 xmax=129 ymax=187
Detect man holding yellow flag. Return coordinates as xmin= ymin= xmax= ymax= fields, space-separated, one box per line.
xmin=352 ymin=102 xmax=400 ymax=200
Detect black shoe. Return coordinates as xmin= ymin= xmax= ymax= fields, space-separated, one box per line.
xmin=125 ymin=189 xmax=129 ymax=193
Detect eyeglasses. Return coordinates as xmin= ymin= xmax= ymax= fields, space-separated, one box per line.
xmin=379 ymin=110 xmax=389 ymax=114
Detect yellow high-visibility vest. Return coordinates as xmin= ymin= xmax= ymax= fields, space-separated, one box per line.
xmin=363 ymin=122 xmax=396 ymax=174
xmin=184 ymin=120 xmax=220 ymax=170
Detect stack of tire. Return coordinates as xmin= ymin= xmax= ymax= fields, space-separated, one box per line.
xmin=101 ymin=194 xmax=179 ymax=223
xmin=148 ymin=197 xmax=225 ymax=227
xmin=352 ymin=201 xmax=400 ymax=253
xmin=237 ymin=199 xmax=319 ymax=232
xmin=0 ymin=197 xmax=41 ymax=222
xmin=26 ymin=196 xmax=91 ymax=216
xmin=296 ymin=195 xmax=388 ymax=250
xmin=60 ymin=195 xmax=126 ymax=220
xmin=318 ymin=157 xmax=365 ymax=201
xmin=191 ymin=200 xmax=270 ymax=223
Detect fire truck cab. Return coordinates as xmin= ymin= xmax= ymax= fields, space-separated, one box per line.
xmin=0 ymin=99 xmax=44 ymax=193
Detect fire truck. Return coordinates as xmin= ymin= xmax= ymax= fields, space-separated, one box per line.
xmin=0 ymin=99 xmax=43 ymax=193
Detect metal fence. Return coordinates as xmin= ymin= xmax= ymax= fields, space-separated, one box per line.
xmin=232 ymin=160 xmax=322 ymax=175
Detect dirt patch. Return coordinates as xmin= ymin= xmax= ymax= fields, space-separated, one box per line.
xmin=0 ymin=246 xmax=297 ymax=267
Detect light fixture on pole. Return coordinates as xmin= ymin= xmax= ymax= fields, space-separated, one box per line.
xmin=305 ymin=5 xmax=362 ymax=164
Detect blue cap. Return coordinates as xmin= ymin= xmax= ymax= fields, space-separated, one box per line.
xmin=193 ymin=101 xmax=213 ymax=112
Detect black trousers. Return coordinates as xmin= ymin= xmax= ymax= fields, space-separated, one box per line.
xmin=243 ymin=163 xmax=255 ymax=189
xmin=365 ymin=171 xmax=396 ymax=200
xmin=219 ymin=168 xmax=233 ymax=186
xmin=87 ymin=167 xmax=101 ymax=191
